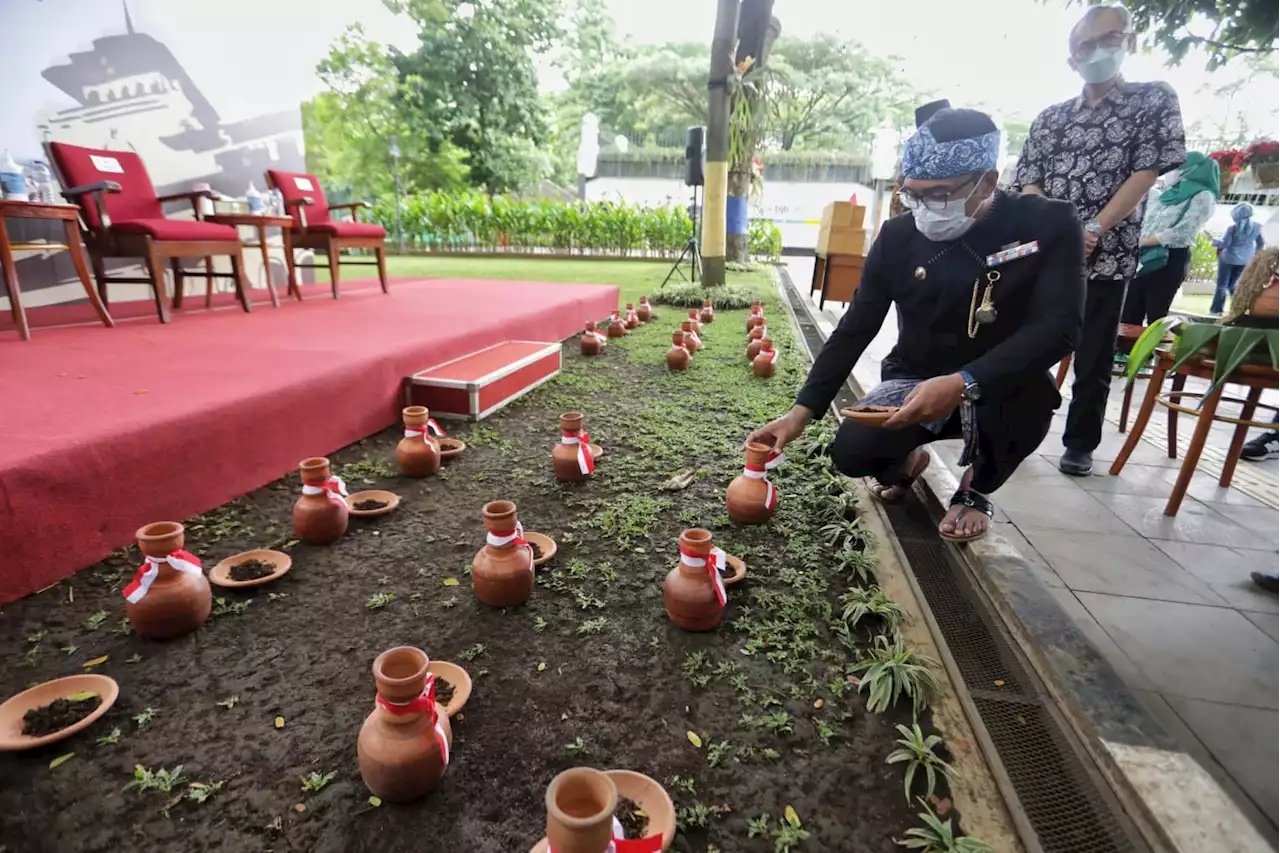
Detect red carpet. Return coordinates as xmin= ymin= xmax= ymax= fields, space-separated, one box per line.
xmin=0 ymin=277 xmax=619 ymax=602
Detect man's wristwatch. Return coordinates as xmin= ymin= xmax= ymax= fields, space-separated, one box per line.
xmin=958 ymin=370 xmax=981 ymax=402
xmin=1085 ymin=219 xmax=1102 ymax=236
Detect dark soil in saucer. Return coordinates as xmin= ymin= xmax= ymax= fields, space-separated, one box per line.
xmin=615 ymin=795 xmax=649 ymax=839
xmin=434 ymin=677 xmax=454 ymax=708
xmin=529 ymin=541 xmax=544 ymax=561
xmin=22 ymin=694 xmax=102 ymax=737
xmin=229 ymin=558 xmax=277 ymax=582
xmin=353 ymin=499 xmax=389 ymax=511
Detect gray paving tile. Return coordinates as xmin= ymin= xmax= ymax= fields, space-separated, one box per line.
xmin=1003 ymin=453 xmax=1071 ymax=484
xmin=1091 ymin=492 xmax=1274 ymax=550
xmin=1022 ymin=527 xmax=1224 ymax=605
xmin=1221 ymin=505 xmax=1280 ymax=549
xmin=1075 ymin=462 xmax=1267 ymax=508
xmin=1167 ymin=696 xmax=1280 ymax=826
xmin=998 ymin=484 xmax=1135 ymax=535
xmin=1046 ymin=588 xmax=1155 ymax=691
xmin=989 ymin=522 xmax=1064 ymax=589
xmin=1076 ymin=592 xmax=1279 ymax=709
xmin=1151 ymin=541 xmax=1280 ymax=614
xmin=1245 ymin=612 xmax=1279 ymax=642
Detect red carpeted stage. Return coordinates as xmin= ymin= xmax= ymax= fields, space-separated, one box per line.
xmin=0 ymin=277 xmax=619 ymax=603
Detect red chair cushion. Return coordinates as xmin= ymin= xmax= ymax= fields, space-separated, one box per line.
xmin=110 ymin=219 xmax=240 ymax=242
xmin=48 ymin=142 xmax=164 ymax=231
xmin=309 ymin=221 xmax=387 ymax=239
xmin=266 ymin=170 xmax=331 ymax=229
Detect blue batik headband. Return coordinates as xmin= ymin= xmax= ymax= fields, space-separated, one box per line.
xmin=901 ymin=125 xmax=1001 ymax=180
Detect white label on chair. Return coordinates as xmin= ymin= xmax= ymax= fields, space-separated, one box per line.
xmin=90 ymin=155 xmax=124 ymax=174
xmin=293 ymin=177 xmax=314 ymax=191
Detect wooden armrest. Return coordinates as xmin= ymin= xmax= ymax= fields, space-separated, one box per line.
xmin=283 ymin=196 xmax=314 ymax=230
xmin=283 ymin=197 xmax=315 ymax=208
xmin=61 ymin=181 xmax=121 ymax=230
xmin=328 ymin=200 xmax=371 ymax=222
xmin=157 ymin=189 xmax=222 ymax=204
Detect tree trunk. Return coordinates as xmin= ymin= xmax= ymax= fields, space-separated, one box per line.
xmin=726 ymin=169 xmax=752 ymax=262
xmin=701 ymin=0 xmax=739 ymax=287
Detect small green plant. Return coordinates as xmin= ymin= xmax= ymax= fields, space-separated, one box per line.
xmin=458 ymin=643 xmax=488 ymax=661
xmin=838 ymin=586 xmax=904 ymax=635
xmin=301 ymin=771 xmax=337 ymax=793
xmin=365 ymin=591 xmax=395 ymax=610
xmin=666 ymin=774 xmax=697 ymax=796
xmin=760 ymin=710 xmax=793 ymax=735
xmin=216 ymin=696 xmax=239 ymax=710
xmin=532 ymin=616 xmax=548 ymax=632
xmin=565 ymin=736 xmax=588 ymax=757
xmin=707 ymin=740 xmax=731 ymax=767
xmin=96 ymin=727 xmax=122 ymax=746
xmin=185 ymin=780 xmax=225 ymax=804
xmin=748 ymin=813 xmax=771 ymax=838
xmin=83 ymin=610 xmax=109 ymax=630
xmin=676 ymin=802 xmax=711 ymax=830
xmin=886 ymin=723 xmax=955 ymax=803
xmin=123 ymin=764 xmax=186 ymax=794
xmin=577 ymin=616 xmax=608 ymax=635
xmin=813 ymin=717 xmax=836 ymax=746
xmin=897 ymin=799 xmax=992 ymax=852
xmin=773 ymin=821 xmax=811 ymax=852
xmin=212 ymin=596 xmax=252 ymax=617
xmin=133 ymin=707 xmax=158 ymax=729
xmin=850 ymin=633 xmax=939 ymax=715
xmin=337 ymin=456 xmax=396 ymax=485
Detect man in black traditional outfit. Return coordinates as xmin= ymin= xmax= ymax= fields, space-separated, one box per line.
xmin=748 ymin=108 xmax=1085 ymax=542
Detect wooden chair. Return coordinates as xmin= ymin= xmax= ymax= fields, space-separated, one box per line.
xmin=264 ymin=170 xmax=388 ymax=299
xmin=1109 ymin=348 xmax=1279 ymax=516
xmin=1054 ymin=323 xmax=1156 ymax=433
xmin=45 ymin=142 xmax=252 ymax=323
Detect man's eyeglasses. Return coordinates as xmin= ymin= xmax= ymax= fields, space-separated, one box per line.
xmin=1071 ymin=29 xmax=1130 ymax=59
xmin=898 ymin=176 xmax=979 ymax=212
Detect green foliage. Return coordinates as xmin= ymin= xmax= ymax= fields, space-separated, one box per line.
xmin=850 ymin=634 xmax=939 ymax=715
xmin=1127 ymin=316 xmax=1278 ymax=402
xmin=838 ymin=586 xmax=905 ymax=636
xmin=749 ymin=219 xmax=784 ymax=261
xmin=886 ymin=723 xmax=955 ymax=803
xmin=897 ymin=798 xmax=992 ymax=852
xmin=1189 ymin=231 xmax=1218 ymax=282
xmin=301 ymin=771 xmax=337 ymax=793
xmin=124 ymin=765 xmax=186 ymax=794
xmin=652 ymin=283 xmax=759 ymax=309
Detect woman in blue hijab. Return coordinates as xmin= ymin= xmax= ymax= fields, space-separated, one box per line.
xmin=1212 ymin=202 xmax=1266 ymax=314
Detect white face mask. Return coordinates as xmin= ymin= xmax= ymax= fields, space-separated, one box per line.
xmin=1076 ymin=45 xmax=1126 ymax=85
xmin=911 ymin=192 xmax=978 ymax=242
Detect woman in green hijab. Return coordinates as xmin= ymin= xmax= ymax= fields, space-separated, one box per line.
xmin=1120 ymin=151 xmax=1219 ymax=324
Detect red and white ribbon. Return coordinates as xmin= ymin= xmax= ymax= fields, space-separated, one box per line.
xmin=550 ymin=818 xmax=663 ymax=853
xmin=742 ymin=450 xmax=785 ymax=510
xmin=749 ymin=310 xmax=763 ymax=322
xmin=626 ymin=308 xmax=639 ymax=325
xmin=302 ymin=475 xmax=348 ymax=506
xmin=588 ymin=329 xmax=608 ymax=345
xmin=123 ymin=549 xmax=203 ymax=603
xmin=405 ymin=419 xmax=446 ymax=440
xmin=561 ymin=430 xmax=595 ymax=475
xmin=487 ymin=522 xmax=534 ymax=572
xmin=758 ymin=346 xmax=778 ymax=365
xmin=374 ymin=674 xmax=450 ymax=766
xmin=687 ymin=329 xmax=702 ymax=348
xmin=679 ymin=543 xmax=729 ymax=606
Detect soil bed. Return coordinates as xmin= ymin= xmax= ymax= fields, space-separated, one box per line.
xmin=616 ymin=795 xmax=648 ymax=839
xmin=0 ymin=273 xmax=960 ymax=853
xmin=22 ymin=694 xmax=103 ymax=737
xmin=229 ymin=559 xmax=278 ymax=582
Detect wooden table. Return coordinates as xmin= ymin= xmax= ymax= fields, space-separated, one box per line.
xmin=809 ymin=250 xmax=865 ymax=311
xmin=203 ymin=213 xmax=296 ymax=307
xmin=0 ymin=200 xmax=114 ymax=340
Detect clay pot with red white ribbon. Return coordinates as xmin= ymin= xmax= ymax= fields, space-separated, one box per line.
xmin=726 ymin=443 xmax=784 ymax=524
xmin=686 ymin=309 xmax=703 ymax=335
xmin=358 ymin=646 xmax=452 ymax=802
xmin=123 ymin=521 xmax=211 ymax=639
xmin=397 ymin=405 xmax=443 ymax=477
xmin=666 ymin=330 xmax=691 ymax=371
xmin=293 ymin=456 xmax=349 ymax=544
xmin=581 ymin=321 xmax=608 ymax=356
xmin=698 ymin=299 xmax=714 ymax=324
xmin=535 ymin=768 xmax=671 ymax=853
xmin=752 ymin=338 xmax=778 ymax=378
xmin=553 ymin=411 xmax=596 ymax=482
xmin=472 ymin=500 xmax=535 ymax=607
xmin=637 ymin=296 xmax=654 ymax=322
xmin=624 ymin=303 xmax=641 ymax=329
xmin=679 ymin=320 xmax=701 ymax=353
xmin=663 ymin=529 xmax=746 ymax=632
xmin=746 ymin=302 xmax=765 ymax=334
xmin=606 ymin=311 xmax=628 ymax=338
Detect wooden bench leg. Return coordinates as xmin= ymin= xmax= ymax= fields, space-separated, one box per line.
xmin=327 ymin=245 xmax=341 ymax=300
xmin=145 ymin=244 xmax=172 ymax=324
xmin=1119 ymin=376 xmax=1136 ymax=433
xmin=0 ymin=219 xmax=29 ymax=341
xmin=1166 ymin=372 xmax=1186 ymax=458
xmin=375 ymin=245 xmax=389 ymax=294
xmin=63 ymin=220 xmax=113 ymax=329
xmin=1055 ymin=355 xmax=1071 ymax=390
xmin=1109 ymin=361 xmax=1167 ymax=476
xmin=230 ymin=251 xmax=252 ymax=313
xmin=259 ymin=226 xmax=280 ymax=308
xmin=1220 ymin=386 xmax=1263 ymax=488
xmin=1166 ymin=384 xmax=1223 ymax=516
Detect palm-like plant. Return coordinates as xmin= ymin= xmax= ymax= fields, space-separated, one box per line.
xmin=849 ymin=633 xmax=938 ymax=715
xmin=897 ymin=799 xmax=992 ymax=852
xmin=886 ymin=723 xmax=955 ymax=803
xmin=839 ymin=586 xmax=904 ymax=634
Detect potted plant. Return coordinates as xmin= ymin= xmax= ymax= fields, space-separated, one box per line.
xmin=1245 ymin=140 xmax=1279 ymax=189
xmin=1209 ymin=149 xmax=1246 ymax=195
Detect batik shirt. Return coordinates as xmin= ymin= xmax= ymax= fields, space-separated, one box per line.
xmin=1014 ymin=80 xmax=1186 ymax=281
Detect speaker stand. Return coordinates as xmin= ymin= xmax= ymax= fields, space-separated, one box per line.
xmin=662 ymin=186 xmax=703 ymax=288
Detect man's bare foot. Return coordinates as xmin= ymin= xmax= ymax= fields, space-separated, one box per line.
xmin=938 ymin=468 xmax=992 ymax=542
xmin=868 ymin=448 xmax=930 ymax=503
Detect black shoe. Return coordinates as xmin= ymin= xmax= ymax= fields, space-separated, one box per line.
xmin=1241 ymin=432 xmax=1279 ymax=462
xmin=1059 ymin=448 xmax=1093 ymax=477
xmin=1251 ymin=572 xmax=1278 ymax=594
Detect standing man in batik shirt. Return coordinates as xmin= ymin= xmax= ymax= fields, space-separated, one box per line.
xmin=1015 ymin=3 xmax=1186 ymax=477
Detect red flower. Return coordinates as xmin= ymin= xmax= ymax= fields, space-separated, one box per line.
xmin=1209 ymin=149 xmax=1246 ymax=174
xmin=1245 ymin=140 xmax=1279 ymax=164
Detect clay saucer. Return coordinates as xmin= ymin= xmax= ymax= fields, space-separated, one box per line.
xmin=524 ymin=531 xmax=558 ymax=567
xmin=0 ymin=674 xmax=120 ymax=751
xmin=839 ymin=406 xmax=899 ymax=427
xmin=438 ymin=438 xmax=466 ymax=459
xmin=720 ymin=555 xmax=748 ymax=586
xmin=210 ymin=549 xmax=292 ymax=589
xmin=346 ymin=490 xmax=401 ymax=518
xmin=426 ymin=660 xmax=472 ymax=718
xmin=527 ymin=769 xmax=676 ymax=853
xmin=587 ymin=443 xmax=604 ymax=460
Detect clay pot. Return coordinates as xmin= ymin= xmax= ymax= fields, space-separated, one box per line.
xmin=293 ymin=456 xmax=349 ymax=544
xmin=686 ymin=309 xmax=703 ymax=334
xmin=680 ymin=320 xmax=702 ymax=353
xmin=727 ymin=442 xmax=780 ymax=524
xmin=357 ymin=646 xmax=451 ymax=802
xmin=746 ymin=337 xmax=764 ymax=360
xmin=699 ymin=299 xmax=715 ymax=324
xmin=665 ymin=529 xmax=727 ymax=632
xmin=124 ymin=521 xmax=212 ymax=639
xmin=472 ymin=500 xmax=534 ymax=607
xmin=748 ymin=323 xmax=766 ymax=343
xmin=606 ymin=311 xmax=628 ymax=338
xmin=580 ymin=322 xmax=605 ymax=356
xmin=753 ymin=338 xmax=778 ymax=378
xmin=667 ymin=331 xmax=692 ymax=371
xmin=553 ymin=411 xmax=595 ymax=482
xmin=397 ymin=406 xmax=442 ymax=477
xmin=624 ymin=303 xmax=640 ymax=329
xmin=545 ymin=768 xmax=618 ymax=853
xmin=637 ymin=296 xmax=653 ymax=322
xmin=746 ymin=302 xmax=765 ymax=333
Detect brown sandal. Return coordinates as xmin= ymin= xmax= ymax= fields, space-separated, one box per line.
xmin=867 ymin=449 xmax=930 ymax=505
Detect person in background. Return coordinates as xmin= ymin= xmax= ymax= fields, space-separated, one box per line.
xmin=1121 ymin=152 xmax=1219 ymax=324
xmin=1211 ymin=203 xmax=1266 ymax=314
xmin=1015 ymin=3 xmax=1186 ymax=477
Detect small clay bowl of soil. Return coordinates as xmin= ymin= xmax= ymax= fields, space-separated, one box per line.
xmin=345 ymin=490 xmax=401 ymax=518
xmin=0 ymin=674 xmax=119 ymax=751
xmin=210 ymin=549 xmax=292 ymax=589
xmin=425 ymin=660 xmax=472 ymax=718
xmin=839 ymin=405 xmax=900 ymax=427
xmin=523 ymin=531 xmax=557 ymax=567
xmin=607 ymin=769 xmax=676 ymax=848
xmin=719 ymin=554 xmax=748 ymax=586
xmin=587 ymin=443 xmax=604 ymax=461
xmin=438 ymin=438 xmax=466 ymax=459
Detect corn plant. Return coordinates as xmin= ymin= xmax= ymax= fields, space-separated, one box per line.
xmin=849 ymin=633 xmax=939 ymax=715
xmin=886 ymin=723 xmax=955 ymax=803
xmin=897 ymin=799 xmax=992 ymax=852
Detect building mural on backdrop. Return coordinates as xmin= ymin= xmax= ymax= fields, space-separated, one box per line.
xmin=5 ymin=1 xmax=306 ymax=309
